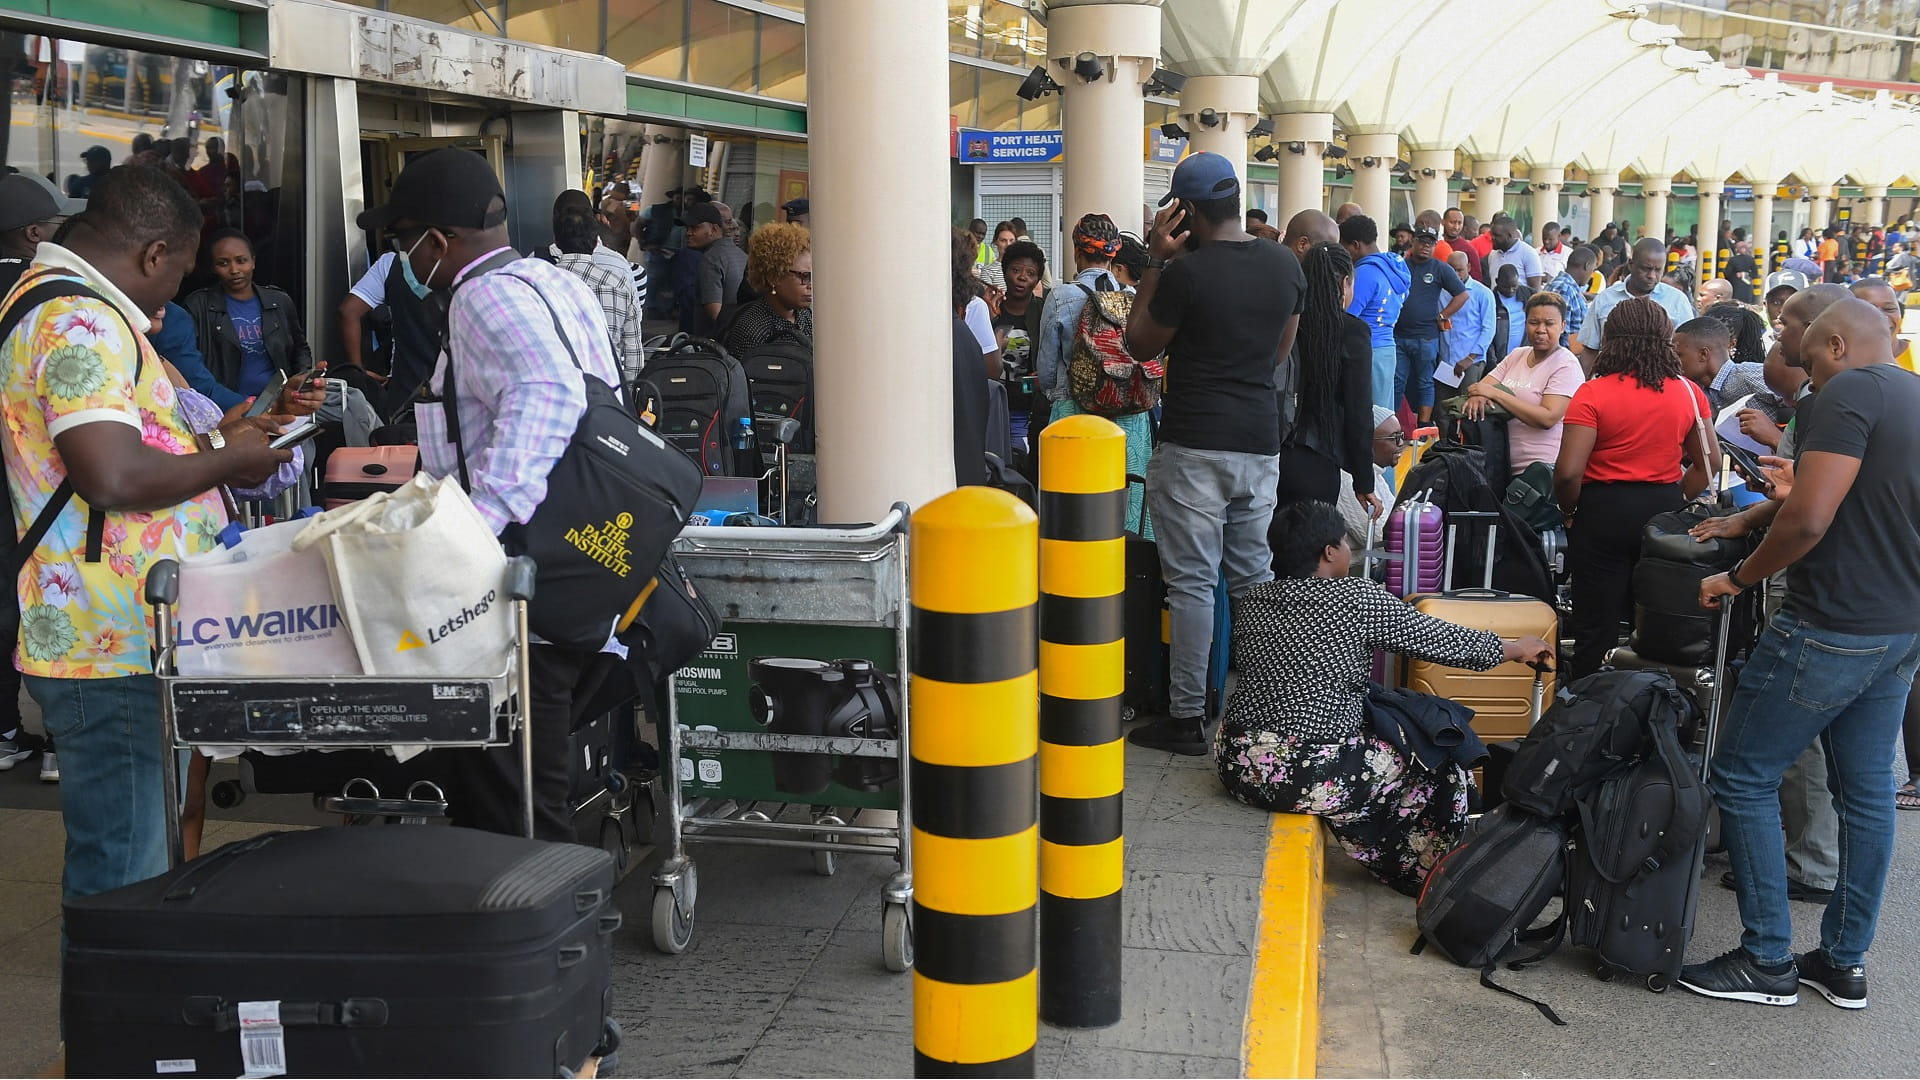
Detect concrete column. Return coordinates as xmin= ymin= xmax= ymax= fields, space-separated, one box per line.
xmin=1863 ymin=184 xmax=1888 ymax=226
xmin=1179 ymin=74 xmax=1259 ymax=192
xmin=806 ymin=0 xmax=954 ymax=518
xmin=1587 ymin=170 xmax=1619 ymax=239
xmin=1348 ymin=133 xmax=1398 ymax=226
xmin=1469 ymin=159 xmax=1510 ymax=226
xmin=1050 ymin=3 xmax=1161 ymax=248
xmin=1528 ymin=166 xmax=1565 ymax=245
xmin=1810 ymin=184 xmax=1834 ymax=232
xmin=1641 ymin=175 xmax=1673 ymax=241
xmin=1753 ymin=189 xmax=1776 ymax=277
xmin=1696 ymin=180 xmax=1724 ymax=280
xmin=639 ymin=124 xmax=684 ymax=204
xmin=1411 ymin=148 xmax=1453 ymax=218
xmin=1272 ymin=112 xmax=1334 ymax=223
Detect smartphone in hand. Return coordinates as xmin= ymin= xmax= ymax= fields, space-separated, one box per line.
xmin=245 ymin=371 xmax=289 ymax=418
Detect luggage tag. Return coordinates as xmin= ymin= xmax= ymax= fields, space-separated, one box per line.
xmin=237 ymin=1000 xmax=287 ymax=1078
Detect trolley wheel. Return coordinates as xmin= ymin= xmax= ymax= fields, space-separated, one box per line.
xmin=1646 ymin=972 xmax=1670 ymax=993
xmin=814 ymin=849 xmax=837 ymax=877
xmin=209 ymin=780 xmax=246 ymax=810
xmin=1594 ymin=964 xmax=1615 ymax=982
xmin=651 ymin=885 xmax=694 ymax=954
xmin=882 ymin=900 xmax=913 ymax=973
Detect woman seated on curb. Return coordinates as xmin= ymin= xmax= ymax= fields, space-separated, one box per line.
xmin=1216 ymin=501 xmax=1553 ymax=894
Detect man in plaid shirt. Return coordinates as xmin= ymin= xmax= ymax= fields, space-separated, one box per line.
xmin=552 ymin=204 xmax=645 ymax=382
xmin=1543 ymin=244 xmax=1594 ymax=349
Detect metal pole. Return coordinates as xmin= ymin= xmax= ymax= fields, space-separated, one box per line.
xmin=909 ymin=487 xmax=1038 ymax=1078
xmin=1036 ymin=415 xmax=1125 ymax=1029
xmin=144 ymin=559 xmax=185 ymax=868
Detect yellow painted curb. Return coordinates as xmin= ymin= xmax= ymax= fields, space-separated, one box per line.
xmin=1242 ymin=813 xmax=1325 ymax=1079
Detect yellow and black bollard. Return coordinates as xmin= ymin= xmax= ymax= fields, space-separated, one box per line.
xmin=1037 ymin=415 xmax=1126 ymax=1029
xmin=909 ymin=487 xmax=1039 ymax=1078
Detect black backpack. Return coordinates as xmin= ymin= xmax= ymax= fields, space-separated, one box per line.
xmin=1413 ymin=804 xmax=1570 ymax=1025
xmin=1501 ymin=669 xmax=1699 ymax=819
xmin=636 ymin=337 xmax=755 ymax=477
xmin=1395 ymin=439 xmax=1553 ymax=603
xmin=737 ymin=320 xmax=814 ymax=453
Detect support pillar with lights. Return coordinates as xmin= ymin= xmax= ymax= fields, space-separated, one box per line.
xmin=1752 ymin=184 xmax=1777 ymax=278
xmin=1347 ymin=133 xmax=1397 ymax=227
xmin=1470 ymin=159 xmax=1509 ymax=228
xmin=1528 ymin=166 xmax=1564 ymax=247
xmin=1048 ymin=2 xmax=1162 ymax=240
xmin=1863 ymin=184 xmax=1888 ymax=228
xmin=1411 ymin=148 xmax=1453 ymax=217
xmin=1270 ymin=112 xmax=1332 ymax=223
xmin=1178 ymin=74 xmax=1260 ymax=192
xmin=804 ymin=0 xmax=954 ymax=520
xmin=1810 ymin=183 xmax=1834 ymax=233
xmin=1641 ymin=175 xmax=1672 ymax=242
xmin=1696 ymin=179 xmax=1724 ymax=280
xmin=1586 ymin=170 xmax=1619 ymax=240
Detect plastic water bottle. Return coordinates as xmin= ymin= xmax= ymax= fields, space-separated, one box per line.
xmin=732 ymin=416 xmax=755 ymax=455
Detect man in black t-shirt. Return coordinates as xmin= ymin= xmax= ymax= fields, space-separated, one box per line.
xmin=1683 ymin=297 xmax=1920 ymax=1010
xmin=1724 ymin=240 xmax=1759 ymax=304
xmin=1122 ymin=151 xmax=1306 ymax=755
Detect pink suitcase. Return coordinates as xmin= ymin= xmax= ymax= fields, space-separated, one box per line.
xmin=322 ymin=445 xmax=419 ymax=509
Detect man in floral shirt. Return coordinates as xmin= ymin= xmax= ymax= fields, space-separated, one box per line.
xmin=0 ymin=165 xmax=285 ymax=903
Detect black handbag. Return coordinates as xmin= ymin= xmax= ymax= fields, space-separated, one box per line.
xmin=440 ymin=258 xmax=703 ymax=648
xmin=619 ymin=552 xmax=720 ymax=685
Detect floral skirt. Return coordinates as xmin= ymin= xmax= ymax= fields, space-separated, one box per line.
xmin=1217 ymin=722 xmax=1470 ymax=896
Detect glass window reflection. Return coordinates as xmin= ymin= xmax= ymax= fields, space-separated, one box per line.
xmin=759 ymin=15 xmax=805 ymax=101
xmin=608 ymin=0 xmax=685 ymax=79
xmin=687 ymin=0 xmax=756 ymax=93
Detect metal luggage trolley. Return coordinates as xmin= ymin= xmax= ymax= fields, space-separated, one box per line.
xmin=144 ymin=556 xmax=543 ymax=863
xmin=650 ymin=504 xmax=913 ymax=971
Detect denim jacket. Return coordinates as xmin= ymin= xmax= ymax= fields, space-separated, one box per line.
xmin=1036 ymin=267 xmax=1122 ymax=402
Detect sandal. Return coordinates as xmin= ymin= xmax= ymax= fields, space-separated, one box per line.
xmin=1897 ymin=782 xmax=1920 ymax=811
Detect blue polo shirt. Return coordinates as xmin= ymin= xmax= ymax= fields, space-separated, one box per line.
xmin=1394 ymin=255 xmax=1467 ymax=341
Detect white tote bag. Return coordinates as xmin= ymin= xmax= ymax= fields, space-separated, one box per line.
xmin=295 ymin=473 xmax=513 ymax=678
xmin=173 ymin=518 xmax=364 ymax=678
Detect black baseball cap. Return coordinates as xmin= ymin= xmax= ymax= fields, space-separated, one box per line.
xmin=1412 ymin=225 xmax=1439 ymax=241
xmin=683 ymin=202 xmax=725 ymax=227
xmin=781 ymin=197 xmax=809 ymax=217
xmin=356 ymin=148 xmax=506 ymax=232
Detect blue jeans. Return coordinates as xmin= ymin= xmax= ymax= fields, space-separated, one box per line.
xmin=1710 ymin=612 xmax=1920 ymax=967
xmin=1394 ymin=336 xmax=1439 ymax=411
xmin=1369 ymin=344 xmax=1397 ymax=412
xmin=1143 ymin=443 xmax=1279 ymax=719
xmin=24 ymin=674 xmax=169 ymax=903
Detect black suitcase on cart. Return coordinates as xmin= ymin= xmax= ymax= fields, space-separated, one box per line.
xmin=63 ymin=826 xmax=621 ymax=1078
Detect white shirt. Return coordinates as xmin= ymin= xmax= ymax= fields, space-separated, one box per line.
xmin=1538 ymin=244 xmax=1568 ymax=281
xmin=1486 ymin=240 xmax=1544 ymax=286
xmin=349 ymin=252 xmax=397 ymax=308
xmin=963 ymin=296 xmax=996 ymax=355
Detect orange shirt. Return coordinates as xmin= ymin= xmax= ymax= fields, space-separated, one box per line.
xmin=1434 ymin=239 xmax=1454 ymax=263
xmin=1818 ymin=238 xmax=1840 ymax=263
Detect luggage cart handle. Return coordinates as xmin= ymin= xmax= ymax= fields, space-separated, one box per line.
xmin=145 ymin=558 xmax=180 ymax=606
xmin=505 ymin=555 xmax=537 ymax=603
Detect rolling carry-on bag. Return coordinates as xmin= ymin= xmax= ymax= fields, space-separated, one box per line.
xmin=1120 ymin=540 xmax=1230 ymax=721
xmin=1384 ymin=493 xmax=1444 ymax=597
xmin=63 ymin=826 xmax=621 ymax=1078
xmin=321 ymin=445 xmax=420 ymax=509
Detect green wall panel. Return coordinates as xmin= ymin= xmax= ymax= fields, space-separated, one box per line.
xmin=50 ymin=0 xmax=246 ymax=46
xmin=628 ymin=81 xmax=806 ymax=135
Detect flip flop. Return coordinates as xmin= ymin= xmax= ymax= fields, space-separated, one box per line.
xmin=1898 ymin=782 xmax=1920 ymax=811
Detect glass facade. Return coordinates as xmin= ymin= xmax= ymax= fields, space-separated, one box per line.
xmin=1648 ymin=0 xmax=1920 ymax=98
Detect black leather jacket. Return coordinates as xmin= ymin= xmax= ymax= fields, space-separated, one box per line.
xmin=181 ymin=285 xmax=314 ymax=394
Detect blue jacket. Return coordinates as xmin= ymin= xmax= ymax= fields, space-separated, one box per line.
xmin=1495 ymin=291 xmax=1527 ymax=356
xmin=1443 ymin=279 xmax=1497 ymax=366
xmin=1349 ymin=251 xmax=1410 ymax=349
xmin=150 ymin=301 xmax=247 ymax=411
xmin=1367 ymin=682 xmax=1488 ymax=772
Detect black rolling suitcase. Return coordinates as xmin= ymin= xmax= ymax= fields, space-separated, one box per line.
xmin=63 ymin=827 xmax=621 ymax=1078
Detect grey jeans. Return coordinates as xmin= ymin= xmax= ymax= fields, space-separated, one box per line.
xmin=1782 ymin=740 xmax=1840 ymax=890
xmin=1143 ymin=442 xmax=1280 ymax=718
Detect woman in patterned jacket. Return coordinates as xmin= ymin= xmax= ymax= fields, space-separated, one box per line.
xmin=1217 ymin=500 xmax=1553 ymax=894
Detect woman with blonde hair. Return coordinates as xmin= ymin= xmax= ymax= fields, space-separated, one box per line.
xmin=722 ymin=221 xmax=812 ymax=358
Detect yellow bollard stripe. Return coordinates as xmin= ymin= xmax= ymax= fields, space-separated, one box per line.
xmin=913 ymin=970 xmax=1038 ymax=1064
xmin=909 ymin=673 xmax=1038 ymax=767
xmin=1038 ymin=639 xmax=1126 ymax=700
xmin=1039 ymin=836 xmax=1124 ymax=899
xmin=913 ymin=826 xmax=1039 ymax=915
xmin=1039 ymin=537 xmax=1124 ymax=599
xmin=1037 ymin=740 xmax=1124 ymax=800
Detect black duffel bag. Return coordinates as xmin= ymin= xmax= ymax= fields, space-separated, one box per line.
xmin=1628 ymin=503 xmax=1753 ymax=665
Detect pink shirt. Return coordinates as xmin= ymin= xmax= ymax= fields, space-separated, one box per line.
xmin=1488 ymin=346 xmax=1585 ymax=472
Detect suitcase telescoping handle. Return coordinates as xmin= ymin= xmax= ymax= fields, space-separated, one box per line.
xmin=183 ymin=996 xmax=390 ymax=1031
xmin=1445 ymin=510 xmax=1502 ymax=591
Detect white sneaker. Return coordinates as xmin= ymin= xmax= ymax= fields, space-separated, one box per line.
xmin=38 ymin=751 xmax=58 ymax=783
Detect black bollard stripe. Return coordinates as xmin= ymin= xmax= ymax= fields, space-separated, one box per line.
xmin=912 ymin=904 xmax=1039 ymax=985
xmin=1038 ymin=695 xmax=1124 ymax=746
xmin=1039 ymin=592 xmax=1125 ymax=646
xmin=911 ymin=759 xmax=1037 ymax=839
xmin=914 ymin=1049 xmax=1036 ymax=1079
xmin=1038 ymin=489 xmax=1127 ymax=542
xmin=910 ymin=605 xmax=1036 ymax=684
xmin=1037 ymin=892 xmax=1124 ymax=1028
xmin=1039 ymin=792 xmax=1123 ymax=848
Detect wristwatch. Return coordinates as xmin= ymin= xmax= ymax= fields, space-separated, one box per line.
xmin=205 ymin=428 xmax=226 ymax=451
xmin=1146 ymin=257 xmax=1169 ymax=271
xmin=1726 ymin=562 xmax=1755 ymax=591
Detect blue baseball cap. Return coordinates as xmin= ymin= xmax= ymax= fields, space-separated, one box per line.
xmin=1159 ymin=151 xmax=1241 ymax=206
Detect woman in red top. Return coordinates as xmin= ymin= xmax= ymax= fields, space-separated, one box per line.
xmin=1554 ymin=297 xmax=1720 ymax=677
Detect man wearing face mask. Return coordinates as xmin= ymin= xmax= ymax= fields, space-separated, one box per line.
xmin=357 ymin=147 xmax=622 ymax=843
xmin=335 ymin=224 xmax=443 ymax=422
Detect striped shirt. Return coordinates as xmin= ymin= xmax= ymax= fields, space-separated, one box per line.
xmin=556 ymin=251 xmax=646 ymax=383
xmin=1543 ymin=270 xmax=1589 ymax=347
xmin=416 ymin=249 xmax=620 ymax=534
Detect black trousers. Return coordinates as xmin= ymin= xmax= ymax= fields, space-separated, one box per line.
xmin=448 ymin=642 xmax=597 ymax=843
xmin=1269 ymin=446 xmax=1343 ymax=571
xmin=1566 ymin=481 xmax=1683 ymax=680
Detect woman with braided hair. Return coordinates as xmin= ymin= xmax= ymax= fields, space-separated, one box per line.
xmin=1269 ymin=242 xmax=1381 ymax=538
xmin=1037 ymin=211 xmax=1154 ymax=537
xmin=1554 ymin=296 xmax=1721 ymax=676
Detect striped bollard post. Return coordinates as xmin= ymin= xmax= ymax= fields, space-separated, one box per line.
xmin=1037 ymin=415 xmax=1126 ymax=1028
xmin=910 ymin=487 xmax=1039 ymax=1078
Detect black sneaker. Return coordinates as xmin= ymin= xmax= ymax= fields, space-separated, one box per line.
xmin=1678 ymin=947 xmax=1799 ymax=1006
xmin=1797 ymin=949 xmax=1867 ymax=1010
xmin=1127 ymin=715 xmax=1209 ymax=756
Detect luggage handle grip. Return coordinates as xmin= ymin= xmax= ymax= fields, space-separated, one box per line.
xmin=557 ymin=943 xmax=589 ymax=968
xmin=183 ymin=996 xmax=389 ymax=1031
xmin=575 ymin=887 xmax=605 ymax=913
xmin=598 ymin=911 xmax=624 ymax=935
xmin=161 ymin=834 xmax=278 ymax=902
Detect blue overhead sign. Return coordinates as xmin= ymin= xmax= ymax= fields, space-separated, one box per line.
xmin=1148 ymin=127 xmax=1187 ymax=163
xmin=1725 ymin=184 xmax=1754 ymax=200
xmin=958 ymin=129 xmax=1064 ymax=164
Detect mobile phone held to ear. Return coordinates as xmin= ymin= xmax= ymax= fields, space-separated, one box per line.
xmin=245 ymin=371 xmax=289 ymax=418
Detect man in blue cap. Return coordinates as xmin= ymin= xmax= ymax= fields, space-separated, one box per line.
xmin=1122 ymin=151 xmax=1307 ymax=755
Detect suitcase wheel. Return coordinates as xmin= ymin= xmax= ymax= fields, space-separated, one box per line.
xmin=882 ymin=900 xmax=913 ymax=973
xmin=1646 ymin=972 xmax=1670 ymax=993
xmin=651 ymin=884 xmax=695 ymax=954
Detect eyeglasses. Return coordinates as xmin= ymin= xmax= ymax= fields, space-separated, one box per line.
xmin=1375 ymin=431 xmax=1410 ymax=447
xmin=785 ymin=270 xmax=813 ymax=285
xmin=388 ymin=227 xmax=432 ymax=254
